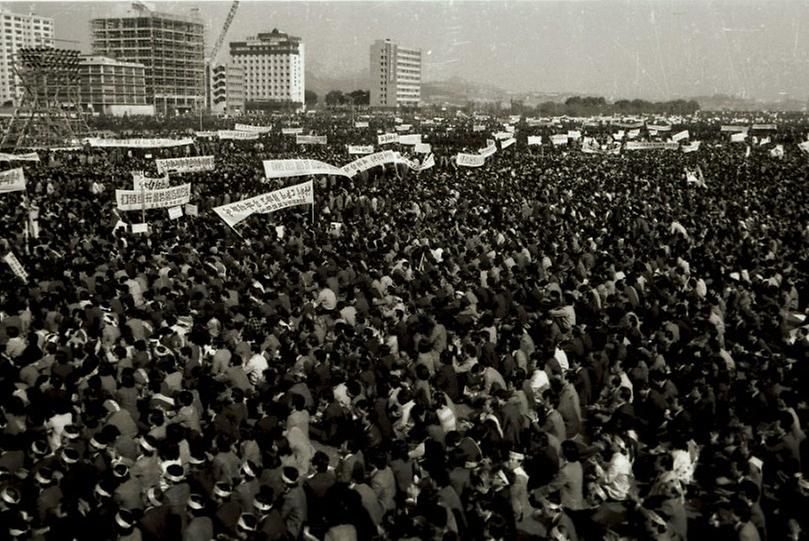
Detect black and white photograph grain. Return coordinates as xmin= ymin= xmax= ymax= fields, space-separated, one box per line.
xmin=0 ymin=0 xmax=807 ymax=539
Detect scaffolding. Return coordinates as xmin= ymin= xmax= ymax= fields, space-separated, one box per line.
xmin=1 ymin=47 xmax=88 ymax=150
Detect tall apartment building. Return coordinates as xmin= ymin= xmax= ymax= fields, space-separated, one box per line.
xmin=208 ymin=63 xmax=245 ymax=115
xmin=0 ymin=9 xmax=54 ymax=106
xmin=91 ymin=4 xmax=204 ymax=114
xmin=229 ymin=29 xmax=304 ymax=107
xmin=78 ymin=55 xmax=153 ymax=116
xmin=370 ymin=39 xmax=421 ymax=108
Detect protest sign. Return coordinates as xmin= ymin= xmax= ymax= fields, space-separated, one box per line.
xmin=378 ymin=133 xmax=399 ymax=145
xmin=354 ymin=121 xmax=369 ymax=128
xmin=398 ymin=134 xmax=422 ymax=145
xmin=234 ymin=123 xmax=272 ymax=133
xmin=731 ymin=132 xmax=747 ymax=143
xmin=213 ymin=180 xmax=314 ymax=228
xmin=263 ymin=159 xmax=349 ymax=179
xmin=721 ymin=125 xmax=748 ymax=133
xmin=551 ymin=134 xmax=568 ymax=146
xmin=131 ymin=223 xmax=148 ymax=234
xmin=419 ymin=154 xmax=435 ymax=171
xmin=672 ymin=130 xmax=690 ymax=142
xmin=395 ymin=124 xmax=412 ymax=132
xmin=282 ymin=127 xmax=304 ymax=135
xmin=185 ymin=204 xmax=198 ymax=216
xmin=4 ymin=252 xmax=28 ymax=281
xmin=0 ymin=152 xmax=39 ymax=162
xmin=86 ymin=137 xmax=194 ymax=148
xmin=456 ymin=153 xmax=487 ymax=167
xmin=168 ymin=206 xmax=183 ymax=220
xmin=567 ymin=130 xmax=582 ymax=141
xmin=296 ymin=134 xmax=327 ymax=145
xmin=155 ymin=156 xmax=215 ymax=175
xmin=501 ymin=138 xmax=516 ymax=149
xmin=0 ymin=168 xmax=25 ymax=193
xmin=115 ymin=184 xmax=192 ymax=211
xmin=681 ymin=141 xmax=701 ymax=153
xmin=341 ymin=151 xmax=399 ymax=177
xmin=348 ymin=145 xmax=374 ymax=155
xmin=132 ymin=171 xmax=170 ymax=191
xmin=625 ymin=141 xmax=679 ymax=151
xmin=218 ymin=130 xmax=259 ymax=140
xmin=415 ymin=143 xmax=432 ymax=154
xmin=473 ymin=124 xmax=485 ymax=132
xmin=527 ymin=136 xmax=543 ymax=146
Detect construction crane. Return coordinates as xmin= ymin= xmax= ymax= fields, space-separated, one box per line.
xmin=204 ymin=1 xmax=239 ymax=113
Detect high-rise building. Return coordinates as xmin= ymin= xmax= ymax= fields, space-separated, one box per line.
xmin=370 ymin=39 xmax=421 ymax=108
xmin=91 ymin=4 xmax=204 ymax=114
xmin=78 ymin=55 xmax=153 ymax=116
xmin=0 ymin=8 xmax=54 ymax=106
xmin=208 ymin=63 xmax=245 ymax=115
xmin=229 ymin=29 xmax=304 ymax=107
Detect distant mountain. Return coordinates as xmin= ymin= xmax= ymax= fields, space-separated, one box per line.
xmin=421 ymin=76 xmax=506 ymax=105
xmin=305 ymin=69 xmax=369 ymax=100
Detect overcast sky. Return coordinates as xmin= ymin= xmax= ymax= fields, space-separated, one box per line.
xmin=5 ymin=1 xmax=808 ymax=101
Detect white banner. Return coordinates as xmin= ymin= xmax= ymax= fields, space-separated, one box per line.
xmin=770 ymin=145 xmax=784 ymax=158
xmin=4 ymin=252 xmax=28 ymax=281
xmin=218 ymin=130 xmax=260 ymax=140
xmin=730 ymin=132 xmax=747 ymax=143
xmin=194 ymin=131 xmax=218 ymax=138
xmin=798 ymin=141 xmax=809 ymax=155
xmin=752 ymin=123 xmax=777 ymax=131
xmin=398 ymin=134 xmax=422 ymax=145
xmin=348 ymin=145 xmax=374 ymax=155
xmin=721 ymin=125 xmax=748 ymax=133
xmin=296 ymin=134 xmax=327 ymax=145
xmin=419 ymin=154 xmax=435 ymax=171
xmin=527 ymin=136 xmax=543 ymax=146
xmin=473 ymin=124 xmax=485 ymax=132
xmin=681 ymin=141 xmax=701 ymax=153
xmin=395 ymin=124 xmax=412 ymax=132
xmin=627 ymin=129 xmax=640 ymax=139
xmin=567 ymin=130 xmax=582 ymax=141
xmin=672 ymin=130 xmax=690 ymax=142
xmin=234 ymin=123 xmax=273 ymax=134
xmin=456 ymin=153 xmax=487 ymax=167
xmin=0 ymin=152 xmax=39 ymax=162
xmin=213 ymin=180 xmax=314 ymax=228
xmin=282 ymin=127 xmax=304 ymax=135
xmin=341 ymin=150 xmax=399 ymax=177
xmin=758 ymin=136 xmax=771 ymax=146
xmin=479 ymin=141 xmax=497 ymax=158
xmin=263 ymin=159 xmax=349 ymax=179
xmin=647 ymin=124 xmax=671 ymax=132
xmin=378 ymin=133 xmax=399 ymax=145
xmin=131 ymin=223 xmax=148 ymax=234
xmin=501 ymin=138 xmax=516 ymax=149
xmin=493 ymin=132 xmax=512 ymax=140
xmin=132 ymin=171 xmax=170 ymax=191
xmin=0 ymin=168 xmax=25 ymax=193
xmin=551 ymin=134 xmax=568 ymax=146
xmin=504 ymin=124 xmax=515 ymax=133
xmin=155 ymin=155 xmax=215 ymax=175
xmin=86 ymin=137 xmax=194 ymax=148
xmin=415 ymin=143 xmax=432 ymax=154
xmin=625 ymin=141 xmax=679 ymax=151
xmin=115 ymin=183 xmax=192 ymax=211
xmin=168 ymin=206 xmax=183 ymax=220
xmin=354 ymin=121 xmax=369 ymax=128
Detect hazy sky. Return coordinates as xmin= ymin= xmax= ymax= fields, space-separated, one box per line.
xmin=4 ymin=0 xmax=809 ymax=101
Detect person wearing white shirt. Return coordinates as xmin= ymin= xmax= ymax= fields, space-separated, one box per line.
xmin=244 ymin=345 xmax=269 ymax=385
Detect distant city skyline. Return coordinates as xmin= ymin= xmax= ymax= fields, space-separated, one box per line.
xmin=4 ymin=0 xmax=809 ymax=102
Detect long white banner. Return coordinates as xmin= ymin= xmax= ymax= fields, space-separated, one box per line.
xmin=116 ymin=184 xmax=192 ymax=211
xmin=647 ymin=125 xmax=671 ymax=132
xmin=681 ymin=141 xmax=701 ymax=153
xmin=721 ymin=125 xmax=748 ymax=133
xmin=551 ymin=134 xmax=568 ymax=146
xmin=0 ymin=152 xmax=39 ymax=162
xmin=501 ymin=138 xmax=516 ymax=149
xmin=625 ymin=141 xmax=679 ymax=151
xmin=399 ymin=134 xmax=422 ymax=145
xmin=3 ymin=252 xmax=27 ymax=282
xmin=415 ymin=143 xmax=432 ymax=154
xmin=132 ymin=171 xmax=170 ymax=191
xmin=296 ymin=135 xmax=327 ymax=145
xmin=527 ymin=136 xmax=543 ymax=146
xmin=456 ymin=153 xmax=486 ymax=167
xmin=479 ymin=140 xmax=497 ymax=158
xmin=263 ymin=159 xmax=349 ymax=179
xmin=86 ymin=137 xmax=194 ymax=148
xmin=378 ymin=133 xmax=399 ymax=145
xmin=213 ymin=180 xmax=314 ymax=228
xmin=156 ymin=155 xmax=215 ymax=175
xmin=341 ymin=150 xmax=398 ymax=177
xmin=218 ymin=130 xmax=260 ymax=140
xmin=348 ymin=145 xmax=374 ymax=155
xmin=282 ymin=127 xmax=304 ymax=135
xmin=194 ymin=131 xmax=218 ymax=138
xmin=234 ymin=123 xmax=272 ymax=134
xmin=354 ymin=121 xmax=369 ymax=128
xmin=0 ymin=168 xmax=25 ymax=193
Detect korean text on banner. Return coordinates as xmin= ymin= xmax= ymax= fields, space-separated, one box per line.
xmin=263 ymin=159 xmax=350 ymax=179
xmin=378 ymin=133 xmax=399 ymax=145
xmin=348 ymin=145 xmax=374 ymax=155
xmin=625 ymin=141 xmax=679 ymax=151
xmin=419 ymin=154 xmax=435 ymax=171
xmin=721 ymin=125 xmax=748 ymax=133
xmin=648 ymin=125 xmax=672 ymax=132
xmin=672 ymin=130 xmax=690 ymax=142
xmin=86 ymin=137 xmax=193 ymax=148
xmin=479 ymin=141 xmax=497 ymax=158
xmin=156 ymin=156 xmax=215 ymax=175
xmin=493 ymin=132 xmax=512 ymax=140
xmin=234 ymin=123 xmax=272 ymax=134
xmin=132 ymin=171 xmax=170 ymax=191
xmin=398 ymin=134 xmax=422 ymax=145
xmin=527 ymin=136 xmax=543 ymax=146
xmin=395 ymin=124 xmax=412 ymax=132
xmin=213 ymin=180 xmax=314 ymax=228
xmin=281 ymin=127 xmax=304 ymax=135
xmin=551 ymin=134 xmax=568 ymax=146
xmin=4 ymin=252 xmax=28 ymax=281
xmin=168 ymin=206 xmax=183 ymax=220
xmin=115 ymin=183 xmax=192 ymax=212
xmin=456 ymin=153 xmax=487 ymax=167
xmin=501 ymin=138 xmax=516 ymax=149
xmin=415 ymin=143 xmax=432 ymax=154
xmin=730 ymin=132 xmax=747 ymax=143
xmin=341 ymin=151 xmax=398 ymax=177
xmin=354 ymin=121 xmax=369 ymax=128
xmin=0 ymin=168 xmax=25 ymax=193
xmin=296 ymin=134 xmax=327 ymax=145
xmin=218 ymin=130 xmax=260 ymax=140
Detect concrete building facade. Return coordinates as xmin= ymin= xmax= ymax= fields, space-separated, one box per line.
xmin=229 ymin=29 xmax=304 ymax=107
xmin=91 ymin=5 xmax=204 ymax=114
xmin=78 ymin=55 xmax=153 ymax=116
xmin=208 ymin=63 xmax=244 ymax=115
xmin=370 ymin=39 xmax=421 ymax=108
xmin=0 ymin=9 xmax=54 ymax=106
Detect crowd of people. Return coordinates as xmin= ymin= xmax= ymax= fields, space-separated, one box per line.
xmin=0 ymin=111 xmax=808 ymax=540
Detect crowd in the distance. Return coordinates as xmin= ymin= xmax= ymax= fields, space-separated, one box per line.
xmin=0 ymin=111 xmax=808 ymax=540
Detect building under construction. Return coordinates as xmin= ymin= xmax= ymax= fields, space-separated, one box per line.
xmin=90 ymin=3 xmax=204 ymax=115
